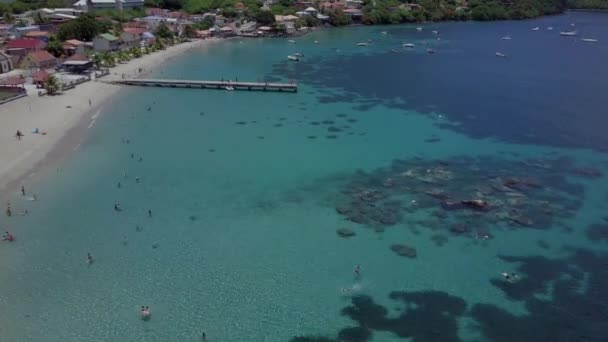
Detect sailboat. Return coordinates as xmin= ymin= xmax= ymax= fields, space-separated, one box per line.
xmin=580 ymin=38 xmax=598 ymax=42
xmin=560 ymin=31 xmax=578 ymax=36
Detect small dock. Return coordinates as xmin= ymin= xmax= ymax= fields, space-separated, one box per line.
xmin=105 ymin=78 xmax=298 ymax=93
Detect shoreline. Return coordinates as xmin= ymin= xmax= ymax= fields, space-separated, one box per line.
xmin=0 ymin=39 xmax=217 ymax=202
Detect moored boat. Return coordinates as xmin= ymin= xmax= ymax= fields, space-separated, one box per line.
xmin=581 ymin=38 xmax=598 ymax=42
xmin=287 ymin=55 xmax=299 ymax=61
xmin=403 ymin=43 xmax=415 ymax=48
xmin=495 ymin=52 xmax=507 ymax=58
xmin=560 ymin=31 xmax=578 ymax=36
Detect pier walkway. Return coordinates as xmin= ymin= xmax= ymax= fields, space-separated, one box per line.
xmin=105 ymin=78 xmax=298 ymax=92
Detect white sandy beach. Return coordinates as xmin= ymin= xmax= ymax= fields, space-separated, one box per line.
xmin=0 ymin=39 xmax=215 ymax=198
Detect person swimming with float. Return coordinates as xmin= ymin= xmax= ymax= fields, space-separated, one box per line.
xmin=3 ymin=231 xmax=14 ymax=242
xmin=141 ymin=306 xmax=151 ymax=320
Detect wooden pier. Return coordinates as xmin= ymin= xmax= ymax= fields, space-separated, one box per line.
xmin=105 ymin=78 xmax=298 ymax=92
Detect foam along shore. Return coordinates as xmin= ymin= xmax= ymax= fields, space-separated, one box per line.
xmin=0 ymin=39 xmax=215 ymax=197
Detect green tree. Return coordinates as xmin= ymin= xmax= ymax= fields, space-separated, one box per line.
xmin=57 ymin=14 xmax=105 ymax=41
xmin=91 ymin=53 xmax=103 ymax=68
xmin=255 ymin=9 xmax=275 ymax=25
xmin=155 ymin=22 xmax=174 ymax=39
xmin=102 ymin=52 xmax=115 ymax=67
xmin=182 ymin=24 xmax=196 ymax=38
xmin=33 ymin=11 xmax=48 ymax=25
xmin=44 ymin=75 xmax=61 ymax=95
xmin=194 ymin=16 xmax=215 ymax=30
xmin=130 ymin=46 xmax=142 ymax=58
xmin=328 ymin=9 xmax=352 ymax=26
xmin=45 ymin=38 xmax=64 ymax=57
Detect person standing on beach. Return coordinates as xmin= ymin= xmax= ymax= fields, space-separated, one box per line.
xmin=21 ymin=186 xmax=26 ymax=196
xmin=6 ymin=203 xmax=12 ymax=217
xmin=88 ymin=99 xmax=92 ymax=106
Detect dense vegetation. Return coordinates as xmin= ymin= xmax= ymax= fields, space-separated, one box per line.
xmin=568 ymin=0 xmax=608 ymax=9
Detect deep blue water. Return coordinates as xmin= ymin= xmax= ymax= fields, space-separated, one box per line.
xmin=273 ymin=12 xmax=608 ymax=151
xmin=0 ymin=11 xmax=607 ymax=342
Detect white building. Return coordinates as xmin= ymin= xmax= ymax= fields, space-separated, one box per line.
xmin=73 ymin=0 xmax=144 ymax=11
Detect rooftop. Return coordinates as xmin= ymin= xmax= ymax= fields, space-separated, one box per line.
xmin=98 ymin=33 xmax=119 ymax=41
xmin=6 ymin=39 xmax=44 ymax=49
xmin=27 ymin=50 xmax=56 ymax=63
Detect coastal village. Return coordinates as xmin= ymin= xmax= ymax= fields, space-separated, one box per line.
xmin=0 ymin=0 xmax=376 ymax=100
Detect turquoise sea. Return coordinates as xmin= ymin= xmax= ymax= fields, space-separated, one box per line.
xmin=1 ymin=11 xmax=608 ymax=342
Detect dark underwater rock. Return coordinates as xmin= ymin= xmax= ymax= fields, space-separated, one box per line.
xmin=390 ymin=244 xmax=417 ymax=258
xmin=337 ymin=228 xmax=356 ymax=238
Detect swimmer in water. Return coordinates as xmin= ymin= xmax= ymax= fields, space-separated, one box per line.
xmin=201 ymin=332 xmax=206 ymax=341
xmin=502 ymin=272 xmax=518 ymax=282
xmin=135 ymin=177 xmax=140 ymax=183
xmin=148 ymin=210 xmax=152 ymax=217
xmin=141 ymin=306 xmax=151 ymax=320
xmin=114 ymin=204 xmax=122 ymax=211
xmin=87 ymin=253 xmax=94 ymax=265
xmin=354 ymin=265 xmax=361 ymax=277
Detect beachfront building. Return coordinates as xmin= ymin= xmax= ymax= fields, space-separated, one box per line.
xmin=5 ymin=39 xmax=46 ymax=57
xmin=61 ymin=54 xmax=94 ymax=73
xmin=21 ymin=50 xmax=57 ymax=69
xmin=38 ymin=8 xmax=82 ymax=23
xmin=73 ymin=0 xmax=144 ymax=11
xmin=274 ymin=15 xmax=299 ymax=33
xmin=0 ymin=51 xmax=13 ymax=74
xmin=13 ymin=26 xmax=41 ymax=38
xmin=343 ymin=8 xmax=363 ymax=21
xmin=24 ymin=31 xmax=51 ymax=42
xmin=63 ymin=39 xmax=86 ymax=56
xmin=0 ymin=24 xmax=14 ymax=40
xmin=120 ymin=28 xmax=144 ymax=49
xmin=32 ymin=70 xmax=50 ymax=87
xmin=93 ymin=33 xmax=120 ymax=52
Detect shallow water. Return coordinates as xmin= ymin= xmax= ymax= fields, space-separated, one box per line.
xmin=1 ymin=12 xmax=608 ymax=342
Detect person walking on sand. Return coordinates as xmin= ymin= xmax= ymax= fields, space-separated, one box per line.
xmin=88 ymin=98 xmax=92 ymax=107
xmin=6 ymin=204 xmax=12 ymax=217
xmin=21 ymin=185 xmax=26 ymax=196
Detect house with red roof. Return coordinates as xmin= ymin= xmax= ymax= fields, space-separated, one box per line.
xmin=21 ymin=50 xmax=57 ymax=69
xmin=5 ymin=39 xmax=46 ymax=57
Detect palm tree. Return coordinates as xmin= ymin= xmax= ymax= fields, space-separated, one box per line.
xmin=118 ymin=50 xmax=130 ymax=63
xmin=44 ymin=75 xmax=61 ymax=95
xmin=102 ymin=52 xmax=115 ymax=67
xmin=130 ymin=47 xmax=142 ymax=58
xmin=92 ymin=54 xmax=103 ymax=69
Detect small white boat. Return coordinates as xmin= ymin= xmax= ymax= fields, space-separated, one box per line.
xmin=560 ymin=31 xmax=578 ymax=36
xmin=356 ymin=42 xmax=369 ymax=46
xmin=532 ymin=27 xmax=540 ymax=31
xmin=416 ymin=27 xmax=423 ymax=31
xmin=225 ymin=86 xmax=234 ymax=91
xmin=547 ymin=26 xmax=553 ymax=30
xmin=432 ymin=30 xmax=439 ymax=34
xmin=427 ymin=48 xmax=435 ymax=54
xmin=293 ymin=52 xmax=304 ymax=57
xmin=501 ymin=36 xmax=511 ymax=40
xmin=391 ymin=49 xmax=400 ymax=53
xmin=581 ymin=38 xmax=598 ymax=42
xmin=288 ymin=40 xmax=296 ymax=43
xmin=571 ymin=23 xmax=576 ymax=27
xmin=314 ymin=40 xmax=319 ymax=44
xmin=403 ymin=43 xmax=415 ymax=48
xmin=381 ymin=31 xmax=388 ymax=35
xmin=495 ymin=52 xmax=507 ymax=58
xmin=287 ymin=55 xmax=299 ymax=61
